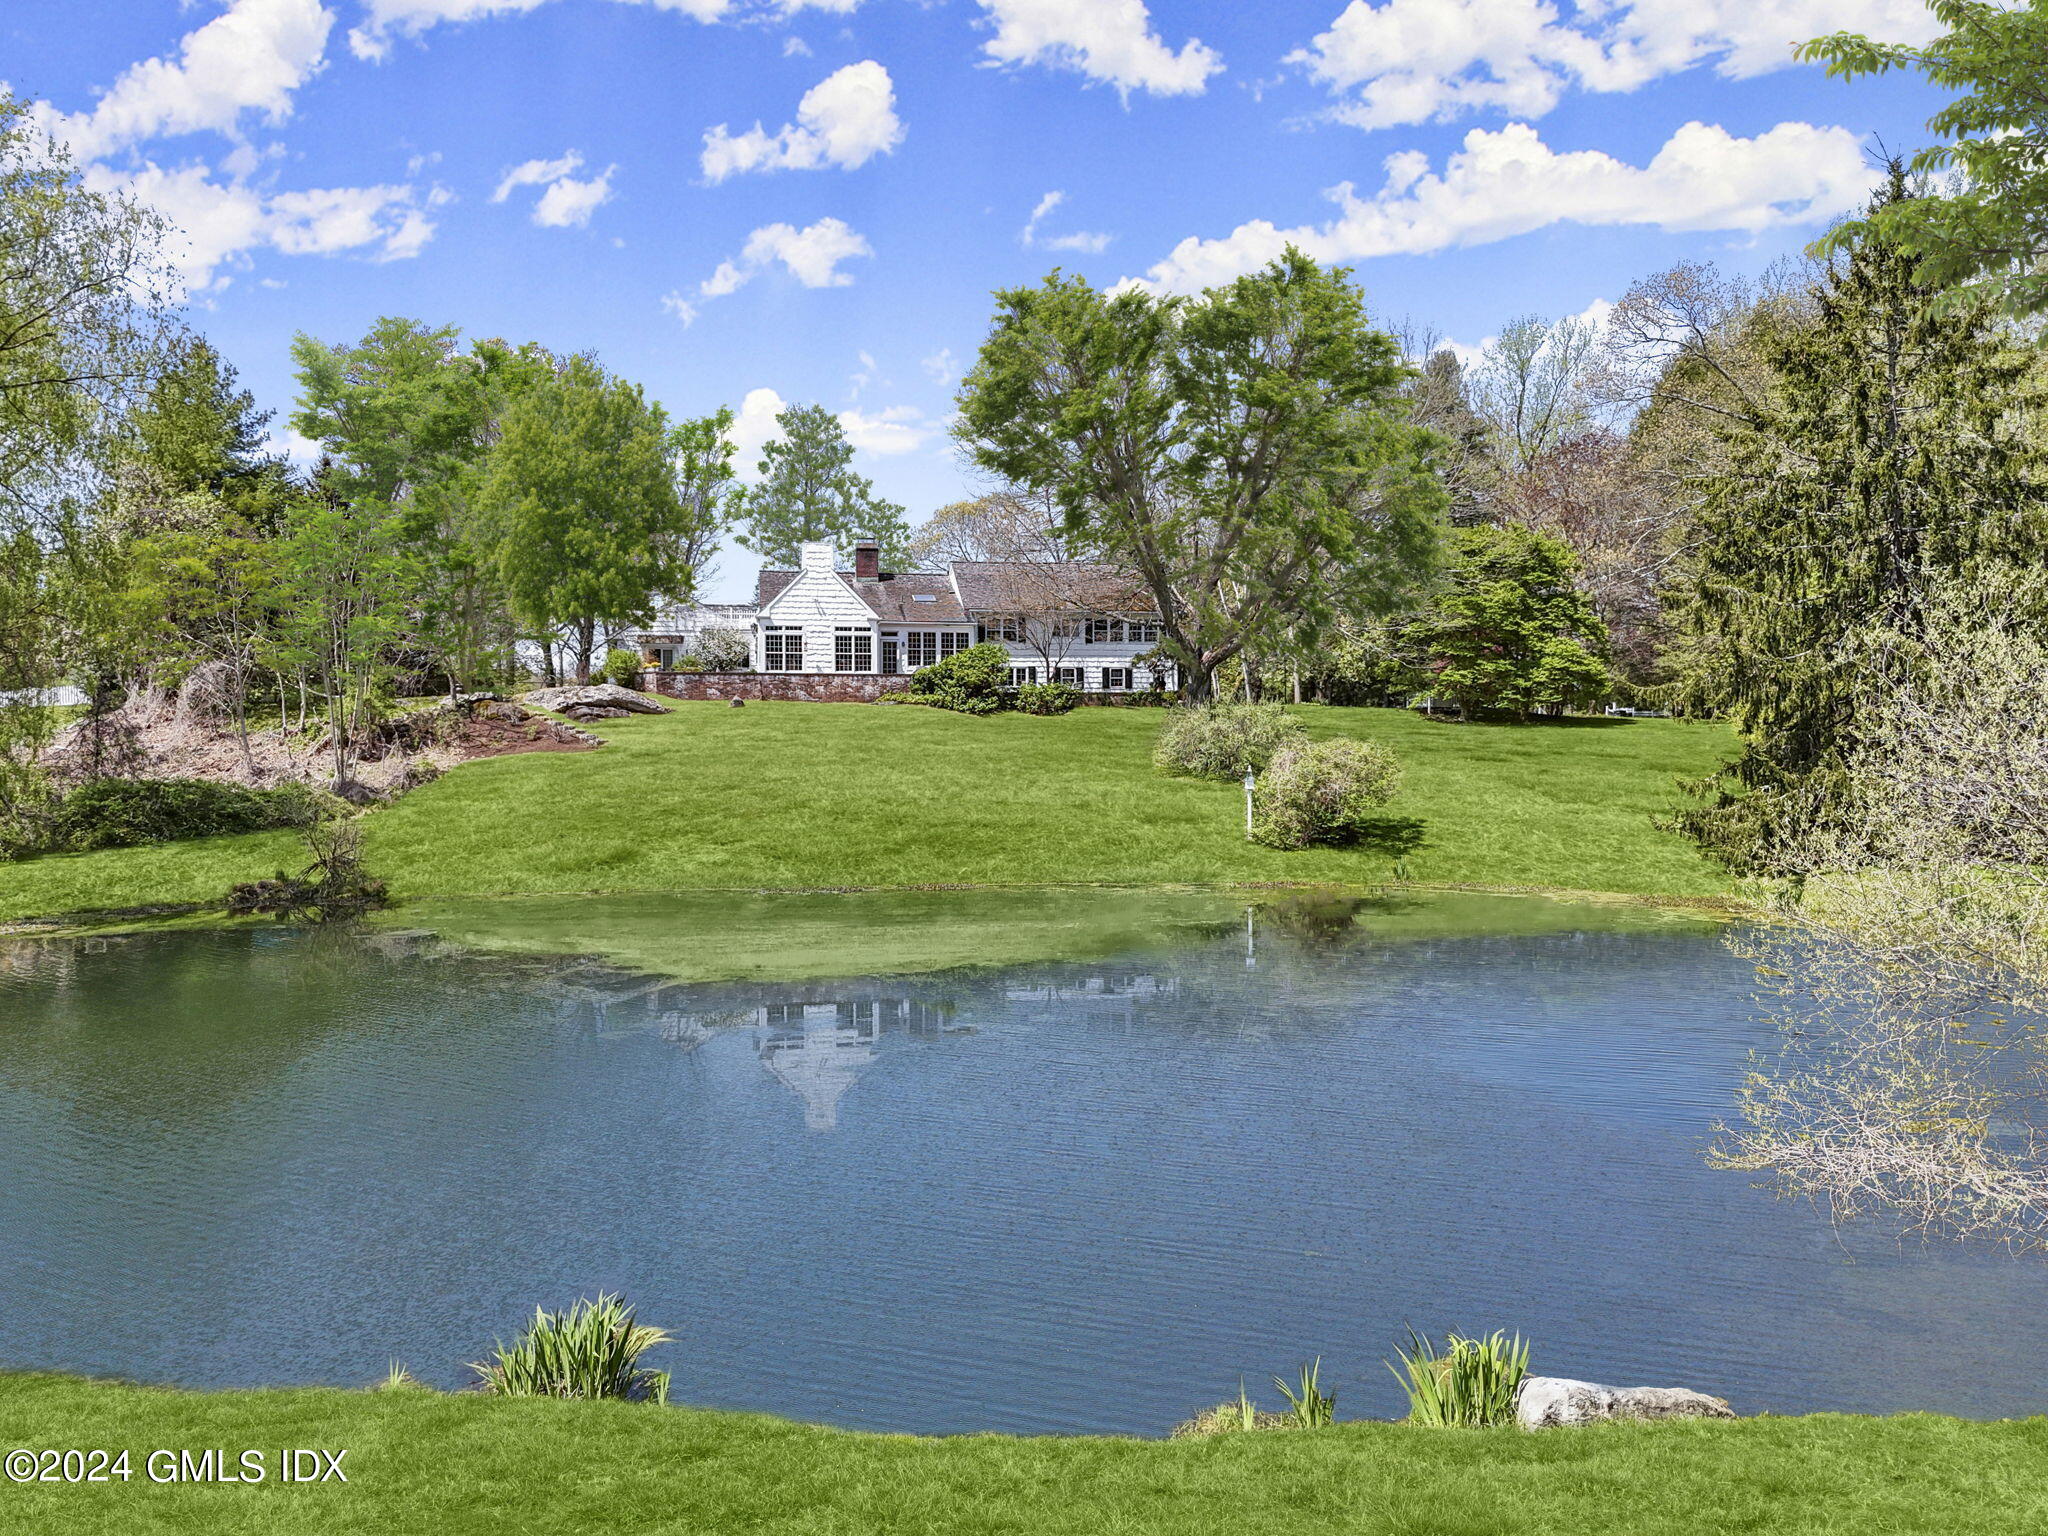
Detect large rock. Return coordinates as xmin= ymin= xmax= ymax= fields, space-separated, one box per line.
xmin=1515 ymin=1376 xmax=1734 ymax=1430
xmin=521 ymin=684 xmax=669 ymax=716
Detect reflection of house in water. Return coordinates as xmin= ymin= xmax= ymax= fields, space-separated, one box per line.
xmin=1000 ymin=973 xmax=1176 ymax=1009
xmin=754 ymin=998 xmax=965 ymax=1130
xmin=541 ymin=962 xmax=1197 ymax=1130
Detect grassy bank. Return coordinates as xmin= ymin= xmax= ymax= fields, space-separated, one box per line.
xmin=0 ymin=704 xmax=1736 ymax=924
xmin=0 ymin=1374 xmax=2036 ymax=1535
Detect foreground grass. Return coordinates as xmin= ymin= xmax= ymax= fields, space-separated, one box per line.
xmin=0 ymin=1374 xmax=2037 ymax=1535
xmin=0 ymin=704 xmax=1735 ymax=924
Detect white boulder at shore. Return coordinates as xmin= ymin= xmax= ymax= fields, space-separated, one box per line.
xmin=520 ymin=684 xmax=670 ymax=716
xmin=1515 ymin=1376 xmax=1735 ymax=1429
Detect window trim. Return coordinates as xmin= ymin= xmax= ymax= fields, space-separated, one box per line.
xmin=833 ymin=625 xmax=875 ymax=673
xmin=763 ymin=625 xmax=804 ymax=673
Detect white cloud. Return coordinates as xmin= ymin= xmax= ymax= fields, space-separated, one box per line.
xmin=698 ymin=216 xmax=873 ymax=299
xmin=492 ymin=150 xmax=583 ymax=201
xmin=782 ymin=36 xmax=812 ymax=57
xmin=1289 ymin=0 xmax=1941 ymax=129
xmin=730 ymin=386 xmax=790 ymax=481
xmin=349 ymin=0 xmax=730 ymax=60
xmin=89 ymin=159 xmax=439 ymax=292
xmin=838 ymin=404 xmax=933 ymax=455
xmin=976 ymin=0 xmax=1222 ymax=98
xmin=661 ymin=290 xmax=699 ymax=326
xmin=41 ymin=0 xmax=333 ymax=159
xmin=1130 ymin=119 xmax=1880 ymax=294
xmin=1020 ymin=188 xmax=1111 ymax=253
xmin=922 ymin=347 xmax=956 ymax=386
xmin=533 ymin=167 xmax=615 ymax=226
xmin=493 ymin=150 xmax=615 ymax=226
xmin=700 ymin=61 xmax=903 ymax=181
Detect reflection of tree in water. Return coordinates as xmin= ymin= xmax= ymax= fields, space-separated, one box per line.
xmin=1712 ymin=917 xmax=2048 ymax=1253
xmin=1710 ymin=584 xmax=2048 ymax=1253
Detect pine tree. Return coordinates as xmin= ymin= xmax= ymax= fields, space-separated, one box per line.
xmin=1674 ymin=169 xmax=2048 ymax=867
xmin=733 ymin=402 xmax=910 ymax=567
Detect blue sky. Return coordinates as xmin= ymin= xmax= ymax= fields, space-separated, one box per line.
xmin=10 ymin=0 xmax=1946 ymax=599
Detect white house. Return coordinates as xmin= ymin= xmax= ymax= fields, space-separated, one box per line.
xmin=633 ymin=539 xmax=1177 ymax=694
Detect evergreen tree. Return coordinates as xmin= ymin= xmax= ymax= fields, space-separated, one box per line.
xmin=733 ymin=402 xmax=909 ymax=566
xmin=1674 ymin=170 xmax=2048 ymax=868
xmin=1400 ymin=523 xmax=1610 ymax=720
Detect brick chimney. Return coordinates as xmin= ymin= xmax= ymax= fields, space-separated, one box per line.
xmin=853 ymin=539 xmax=881 ymax=580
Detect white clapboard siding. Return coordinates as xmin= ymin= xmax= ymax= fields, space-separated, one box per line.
xmin=760 ymin=543 xmax=877 ymax=671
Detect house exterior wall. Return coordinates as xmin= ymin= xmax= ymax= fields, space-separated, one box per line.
xmin=757 ymin=545 xmax=878 ymax=672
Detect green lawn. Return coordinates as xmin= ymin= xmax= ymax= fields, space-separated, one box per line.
xmin=0 ymin=703 xmax=1737 ymax=925
xmin=0 ymin=1375 xmax=2034 ymax=1535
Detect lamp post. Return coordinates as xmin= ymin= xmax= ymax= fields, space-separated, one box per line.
xmin=1243 ymin=769 xmax=1255 ymax=840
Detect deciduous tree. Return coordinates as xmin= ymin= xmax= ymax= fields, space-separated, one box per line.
xmin=956 ymin=249 xmax=1445 ymax=703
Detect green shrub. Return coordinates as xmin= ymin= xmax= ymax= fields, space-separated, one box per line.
xmin=471 ymin=1294 xmax=672 ymax=1403
xmin=905 ymin=641 xmax=1013 ymax=715
xmin=1251 ymin=738 xmax=1402 ymax=850
xmin=599 ymin=651 xmax=645 ymax=686
xmin=49 ymin=777 xmax=314 ymax=853
xmin=1153 ymin=703 xmax=1306 ymax=780
xmin=1014 ymin=681 xmax=1081 ymax=715
xmin=1387 ymin=1329 xmax=1530 ymax=1427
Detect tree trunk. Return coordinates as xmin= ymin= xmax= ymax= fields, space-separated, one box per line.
xmin=574 ymin=618 xmax=596 ymax=684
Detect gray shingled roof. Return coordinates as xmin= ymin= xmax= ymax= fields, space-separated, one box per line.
xmin=949 ymin=562 xmax=1155 ymax=614
xmin=755 ymin=569 xmax=797 ymax=608
xmin=844 ymin=571 xmax=968 ymax=622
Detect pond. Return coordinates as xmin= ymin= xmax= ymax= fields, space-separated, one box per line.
xmin=0 ymin=889 xmax=2041 ymax=1435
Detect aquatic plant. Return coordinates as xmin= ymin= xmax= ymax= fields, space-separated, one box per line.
xmin=1387 ymin=1328 xmax=1530 ymax=1427
xmin=1273 ymin=1358 xmax=1336 ymax=1429
xmin=470 ymin=1294 xmax=672 ymax=1403
xmin=1169 ymin=1380 xmax=1289 ymax=1438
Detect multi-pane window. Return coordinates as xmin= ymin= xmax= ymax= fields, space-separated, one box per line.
xmin=1100 ymin=666 xmax=1133 ymax=691
xmin=763 ymin=627 xmax=803 ymax=671
xmin=1125 ymin=618 xmax=1161 ymax=644
xmin=985 ymin=616 xmax=1025 ymax=643
xmin=1055 ymin=666 xmax=1084 ymax=687
xmin=904 ymin=631 xmax=969 ymax=667
xmin=1049 ymin=616 xmax=1083 ymax=640
xmin=1086 ymin=617 xmax=1124 ymax=644
xmin=1006 ymin=665 xmax=1039 ymax=687
xmin=834 ymin=627 xmax=874 ymax=672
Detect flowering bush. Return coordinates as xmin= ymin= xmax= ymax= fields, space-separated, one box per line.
xmin=1154 ymin=703 xmax=1306 ymax=780
xmin=1252 ymin=738 xmax=1403 ymax=849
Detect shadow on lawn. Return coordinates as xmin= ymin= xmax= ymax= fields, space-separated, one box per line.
xmin=1352 ymin=816 xmax=1427 ymax=856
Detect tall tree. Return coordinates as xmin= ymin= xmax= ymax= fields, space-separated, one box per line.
xmin=1404 ymin=348 xmax=1498 ymax=525
xmin=903 ymin=490 xmax=1079 ymax=568
xmin=0 ymin=92 xmax=176 ymax=530
xmin=733 ymin=402 xmax=910 ymax=566
xmin=666 ymin=405 xmax=740 ymax=592
xmin=1673 ymin=171 xmax=2048 ymax=868
xmin=956 ymin=249 xmax=1445 ymax=703
xmin=479 ymin=356 xmax=688 ymax=683
xmin=1801 ymin=0 xmax=2048 ymax=316
xmin=1469 ymin=313 xmax=1598 ymax=474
